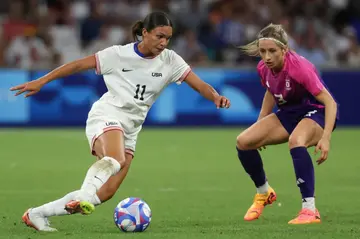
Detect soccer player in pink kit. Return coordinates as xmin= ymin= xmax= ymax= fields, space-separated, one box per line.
xmin=236 ymin=24 xmax=338 ymax=224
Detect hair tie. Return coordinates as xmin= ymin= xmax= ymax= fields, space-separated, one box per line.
xmin=258 ymin=37 xmax=285 ymax=46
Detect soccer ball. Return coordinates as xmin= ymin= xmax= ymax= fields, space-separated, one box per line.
xmin=114 ymin=197 xmax=152 ymax=232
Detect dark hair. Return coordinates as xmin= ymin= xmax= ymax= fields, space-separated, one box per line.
xmin=131 ymin=12 xmax=173 ymax=41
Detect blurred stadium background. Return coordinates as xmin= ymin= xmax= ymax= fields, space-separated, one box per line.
xmin=0 ymin=0 xmax=359 ymax=238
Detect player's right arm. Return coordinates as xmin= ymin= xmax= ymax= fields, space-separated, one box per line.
xmin=256 ymin=61 xmax=275 ymax=121
xmin=10 ymin=55 xmax=96 ymax=97
xmin=41 ymin=55 xmax=97 ymax=83
xmin=256 ymin=89 xmax=276 ymax=151
xmin=257 ymin=89 xmax=275 ymax=121
xmin=11 ymin=45 xmax=119 ymax=97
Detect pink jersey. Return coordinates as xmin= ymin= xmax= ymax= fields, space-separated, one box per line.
xmin=257 ymin=51 xmax=327 ymax=110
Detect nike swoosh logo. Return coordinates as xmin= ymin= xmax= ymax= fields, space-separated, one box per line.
xmin=94 ymin=176 xmax=104 ymax=183
xmin=122 ymin=68 xmax=133 ymax=72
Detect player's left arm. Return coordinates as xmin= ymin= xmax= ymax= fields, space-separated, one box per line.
xmin=313 ymin=88 xmax=337 ymax=140
xmin=295 ymin=65 xmax=337 ymax=163
xmin=313 ymin=88 xmax=337 ymax=164
xmin=170 ymin=51 xmax=230 ymax=109
xmin=296 ymin=67 xmax=337 ymax=140
xmin=183 ymin=71 xmax=230 ymax=109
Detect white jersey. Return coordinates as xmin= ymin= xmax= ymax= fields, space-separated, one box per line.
xmin=94 ymin=42 xmax=191 ymax=129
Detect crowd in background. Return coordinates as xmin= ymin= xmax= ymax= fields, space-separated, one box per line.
xmin=0 ymin=0 xmax=359 ymax=70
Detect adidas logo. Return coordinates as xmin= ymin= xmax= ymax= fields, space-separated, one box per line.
xmin=296 ymin=178 xmax=305 ymax=185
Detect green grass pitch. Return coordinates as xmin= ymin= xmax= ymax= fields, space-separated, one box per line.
xmin=0 ymin=128 xmax=359 ymax=239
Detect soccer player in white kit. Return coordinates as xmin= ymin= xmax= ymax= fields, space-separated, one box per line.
xmin=11 ymin=12 xmax=230 ymax=232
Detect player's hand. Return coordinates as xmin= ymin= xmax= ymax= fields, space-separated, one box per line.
xmin=314 ymin=137 xmax=330 ymax=165
xmin=10 ymin=79 xmax=46 ymax=97
xmin=214 ymin=95 xmax=230 ymax=109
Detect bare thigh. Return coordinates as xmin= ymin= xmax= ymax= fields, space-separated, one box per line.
xmin=93 ymin=129 xmax=126 ymax=165
xmin=236 ymin=113 xmax=289 ymax=150
xmin=288 ymin=118 xmax=324 ymax=149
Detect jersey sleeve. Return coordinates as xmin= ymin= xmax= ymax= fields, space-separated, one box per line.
xmin=95 ymin=45 xmax=120 ymax=75
xmin=291 ymin=63 xmax=324 ymax=96
xmin=169 ymin=50 xmax=191 ymax=85
xmin=256 ymin=61 xmax=266 ymax=87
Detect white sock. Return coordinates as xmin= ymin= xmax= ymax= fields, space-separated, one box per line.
xmin=30 ymin=157 xmax=119 ymax=218
xmin=31 ymin=191 xmax=102 ymax=218
xmin=75 ymin=190 xmax=102 ymax=205
xmin=302 ymin=197 xmax=315 ymax=212
xmin=91 ymin=193 xmax=102 ymax=205
xmin=80 ymin=156 xmax=121 ymax=196
xmin=32 ymin=190 xmax=80 ymax=217
xmin=256 ymin=181 xmax=269 ymax=194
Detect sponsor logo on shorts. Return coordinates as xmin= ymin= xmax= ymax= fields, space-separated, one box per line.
xmin=305 ymin=110 xmax=317 ymax=117
xmin=106 ymin=122 xmax=119 ymax=126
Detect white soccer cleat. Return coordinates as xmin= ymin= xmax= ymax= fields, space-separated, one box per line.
xmin=22 ymin=208 xmax=58 ymax=232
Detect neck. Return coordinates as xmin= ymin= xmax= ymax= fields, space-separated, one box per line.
xmin=137 ymin=42 xmax=155 ymax=58
xmin=272 ymin=62 xmax=283 ymax=73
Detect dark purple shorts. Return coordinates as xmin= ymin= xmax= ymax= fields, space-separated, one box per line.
xmin=275 ymin=106 xmax=336 ymax=134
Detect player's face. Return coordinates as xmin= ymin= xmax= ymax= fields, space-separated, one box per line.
xmin=258 ymin=39 xmax=286 ymax=71
xmin=143 ymin=26 xmax=172 ymax=55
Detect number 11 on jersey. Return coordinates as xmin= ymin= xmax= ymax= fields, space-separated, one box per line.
xmin=134 ymin=84 xmax=146 ymax=101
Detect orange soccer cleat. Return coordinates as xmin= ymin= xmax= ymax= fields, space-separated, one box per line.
xmin=244 ymin=187 xmax=277 ymax=221
xmin=288 ymin=208 xmax=321 ymax=224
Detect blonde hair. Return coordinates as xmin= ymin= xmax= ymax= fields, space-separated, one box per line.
xmin=239 ymin=23 xmax=289 ymax=56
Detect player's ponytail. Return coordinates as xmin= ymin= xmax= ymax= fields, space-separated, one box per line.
xmin=239 ymin=23 xmax=289 ymax=57
xmin=132 ymin=20 xmax=144 ymax=41
xmin=238 ymin=40 xmax=260 ymax=57
xmin=131 ymin=12 xmax=172 ymax=42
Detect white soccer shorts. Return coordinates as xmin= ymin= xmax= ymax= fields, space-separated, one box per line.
xmin=85 ymin=102 xmax=141 ymax=157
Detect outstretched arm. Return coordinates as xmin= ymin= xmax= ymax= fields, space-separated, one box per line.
xmin=39 ymin=55 xmax=96 ymax=84
xmin=11 ymin=55 xmax=96 ymax=97
xmin=183 ymin=71 xmax=230 ymax=109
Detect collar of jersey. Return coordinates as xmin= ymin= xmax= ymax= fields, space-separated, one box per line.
xmin=134 ymin=42 xmax=156 ymax=59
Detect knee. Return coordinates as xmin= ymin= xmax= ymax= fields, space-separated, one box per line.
xmin=94 ymin=150 xmax=126 ymax=166
xmin=93 ymin=147 xmax=126 ymax=169
xmin=104 ymin=153 xmax=126 ymax=168
xmin=115 ymin=155 xmax=126 ymax=168
xmin=288 ymin=134 xmax=306 ymax=149
xmin=236 ymin=134 xmax=252 ymax=150
xmin=100 ymin=155 xmax=124 ymax=175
